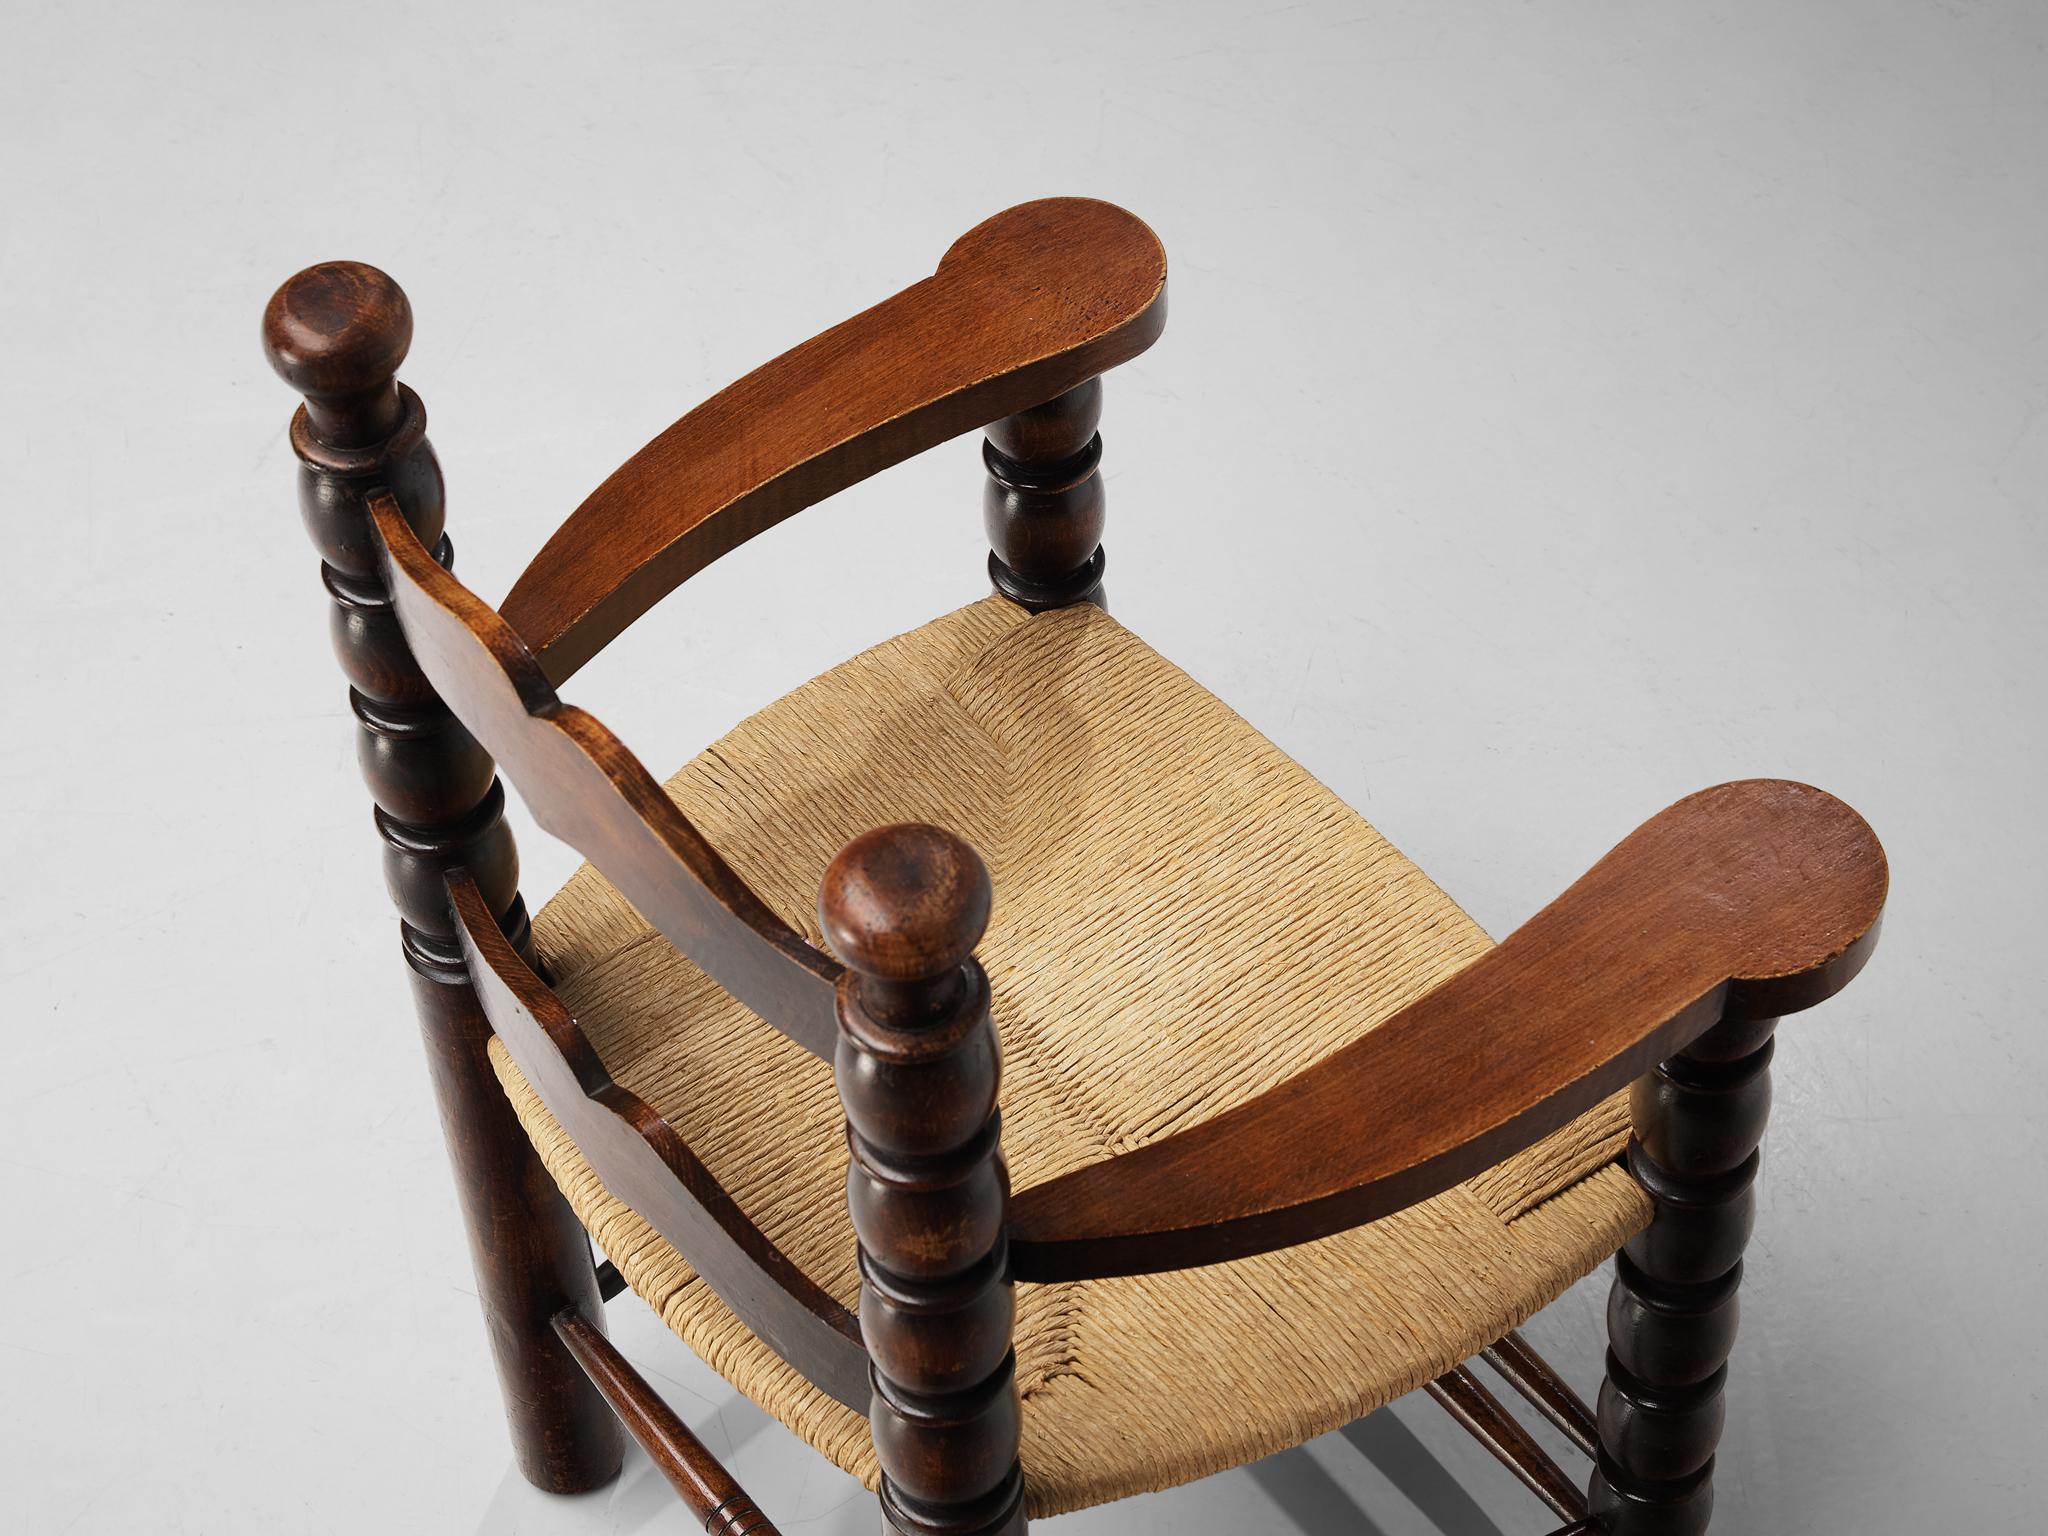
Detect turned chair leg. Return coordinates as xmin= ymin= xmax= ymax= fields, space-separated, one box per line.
xmin=984 ymin=378 xmax=1107 ymax=610
xmin=264 ymin=263 xmax=622 ymax=1492
xmin=1588 ymin=1011 xmax=1776 ymax=1535
xmin=821 ymin=826 xmax=1026 ymax=1536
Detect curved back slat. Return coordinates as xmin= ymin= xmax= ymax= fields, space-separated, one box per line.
xmin=501 ymin=197 xmax=1168 ymax=683
xmin=450 ymin=876 xmax=868 ymax=1407
xmin=371 ymin=493 xmax=842 ymax=1058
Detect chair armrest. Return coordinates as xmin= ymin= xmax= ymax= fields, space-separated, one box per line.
xmin=501 ymin=197 xmax=1167 ymax=683
xmin=1006 ymin=779 xmax=1887 ymax=1283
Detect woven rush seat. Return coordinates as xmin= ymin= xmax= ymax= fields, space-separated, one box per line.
xmin=490 ymin=596 xmax=1650 ymax=1517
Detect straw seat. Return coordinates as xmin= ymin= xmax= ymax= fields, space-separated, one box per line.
xmin=491 ymin=596 xmax=1650 ymax=1517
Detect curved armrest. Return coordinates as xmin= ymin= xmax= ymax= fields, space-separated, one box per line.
xmin=1006 ymin=780 xmax=1887 ymax=1283
xmin=502 ymin=197 xmax=1168 ymax=683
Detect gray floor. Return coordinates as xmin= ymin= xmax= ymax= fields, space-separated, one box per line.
xmin=7 ymin=3 xmax=2044 ymax=1530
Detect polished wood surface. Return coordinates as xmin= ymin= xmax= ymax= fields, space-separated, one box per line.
xmin=265 ymin=262 xmax=622 ymax=1492
xmin=984 ymin=378 xmax=1108 ymax=609
xmin=824 ymin=826 xmax=1026 ymax=1536
xmin=502 ymin=198 xmax=1166 ymax=683
xmin=270 ymin=209 xmax=1891 ymax=1535
xmin=409 ymin=967 xmax=625 ymax=1490
xmin=369 ymin=490 xmax=843 ymax=1059
xmin=1008 ymin=779 xmax=1886 ymax=1281
xmin=555 ymin=1309 xmax=783 ymax=1535
xmin=263 ymin=259 xmax=411 ymax=447
xmin=1426 ymin=1363 xmax=1587 ymax=1522
xmin=1588 ymin=1009 xmax=1779 ymax=1534
xmin=451 ymin=873 xmax=869 ymax=1409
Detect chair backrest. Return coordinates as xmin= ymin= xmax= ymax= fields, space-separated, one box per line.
xmin=252 ymin=200 xmax=1163 ymax=1401
xmin=363 ymin=199 xmax=1167 ymax=1053
xmin=370 ymin=492 xmax=847 ymax=1052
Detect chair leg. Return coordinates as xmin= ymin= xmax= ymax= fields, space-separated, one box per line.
xmin=409 ymin=956 xmax=624 ymax=1489
xmin=821 ymin=826 xmax=1027 ymax=1536
xmin=264 ymin=263 xmax=622 ymax=1493
xmin=1588 ymin=1012 xmax=1777 ymax=1535
xmin=984 ymin=378 xmax=1108 ymax=610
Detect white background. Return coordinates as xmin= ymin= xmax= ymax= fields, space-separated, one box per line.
xmin=6 ymin=3 xmax=2043 ymax=1530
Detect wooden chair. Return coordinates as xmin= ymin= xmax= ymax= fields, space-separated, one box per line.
xmin=264 ymin=198 xmax=1886 ymax=1536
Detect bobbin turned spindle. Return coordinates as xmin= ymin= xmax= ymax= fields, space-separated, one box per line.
xmin=984 ymin=378 xmax=1107 ymax=610
xmin=822 ymin=825 xmax=1024 ymax=1536
xmin=1588 ymin=1009 xmax=1778 ymax=1535
xmin=264 ymin=264 xmax=621 ymax=1493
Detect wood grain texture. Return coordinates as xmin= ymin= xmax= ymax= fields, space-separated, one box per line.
xmin=823 ymin=826 xmax=1026 ymax=1536
xmin=265 ymin=261 xmax=622 ymax=1492
xmin=501 ymin=198 xmax=1167 ymax=683
xmin=554 ymin=1309 xmax=784 ymax=1536
xmin=368 ymin=491 xmax=843 ymax=1058
xmin=1007 ymin=779 xmax=1886 ymax=1282
xmin=263 ymin=258 xmax=411 ymax=447
xmin=450 ymin=873 xmax=870 ymax=1410
xmin=271 ymin=212 xmax=1895 ymax=1531
xmin=409 ymin=966 xmax=626 ymax=1491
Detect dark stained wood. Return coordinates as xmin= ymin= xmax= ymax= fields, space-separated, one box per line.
xmin=1008 ymin=779 xmax=1887 ymax=1282
xmin=595 ymin=1259 xmax=626 ymax=1302
xmin=1482 ymin=1329 xmax=1599 ymax=1459
xmin=409 ymin=967 xmax=625 ymax=1491
xmin=368 ymin=490 xmax=842 ymax=1059
xmin=265 ymin=262 xmax=622 ymax=1493
xmin=822 ymin=826 xmax=1026 ymax=1536
xmin=501 ymin=198 xmax=1167 ymax=683
xmin=1425 ymin=1364 xmax=1588 ymax=1522
xmin=984 ymin=379 xmax=1108 ymax=610
xmin=1587 ymin=1014 xmax=1778 ymax=1534
xmin=263 ymin=260 xmax=411 ymax=447
xmin=272 ymin=214 xmax=1892 ymax=1531
xmin=554 ymin=1308 xmax=783 ymax=1536
xmin=449 ymin=873 xmax=869 ymax=1408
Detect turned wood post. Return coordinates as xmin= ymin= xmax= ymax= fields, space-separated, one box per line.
xmin=1588 ymin=1010 xmax=1777 ymax=1535
xmin=984 ymin=377 xmax=1106 ymax=609
xmin=264 ymin=263 xmax=622 ymax=1492
xmin=820 ymin=826 xmax=1025 ymax=1536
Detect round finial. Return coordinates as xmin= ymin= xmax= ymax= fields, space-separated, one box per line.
xmin=263 ymin=261 xmax=412 ymax=445
xmin=820 ymin=824 xmax=992 ymax=981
